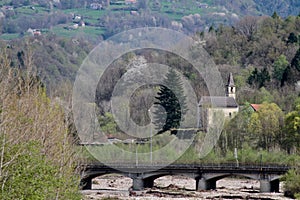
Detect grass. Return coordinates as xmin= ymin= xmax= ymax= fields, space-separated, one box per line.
xmin=0 ymin=33 xmax=20 ymax=40
xmin=50 ymin=24 xmax=105 ymax=41
xmin=0 ymin=1 xmax=229 ymax=40
xmin=63 ymin=8 xmax=107 ymax=19
xmin=0 ymin=0 xmax=11 ymax=6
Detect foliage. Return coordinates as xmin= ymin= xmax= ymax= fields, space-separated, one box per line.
xmin=98 ymin=112 xmax=118 ymax=134
xmin=247 ymin=68 xmax=270 ymax=88
xmin=220 ymin=104 xmax=254 ymax=153
xmin=292 ymin=47 xmax=300 ymax=71
xmin=0 ymin=142 xmax=76 ymax=200
xmin=282 ymin=168 xmax=300 ymax=198
xmin=273 ymin=55 xmax=289 ymax=86
xmin=283 ymin=105 xmax=300 ymax=153
xmin=4 ymin=36 xmax=91 ymax=92
xmin=248 ymin=102 xmax=284 ymax=150
xmin=0 ymin=50 xmax=82 ymax=199
xmin=288 ymin=32 xmax=298 ymax=44
xmin=154 ymin=68 xmax=187 ymax=134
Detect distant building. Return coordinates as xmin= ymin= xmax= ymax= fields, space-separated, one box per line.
xmin=199 ymin=73 xmax=239 ymax=130
xmin=33 ymin=30 xmax=42 ymax=36
xmin=198 ymin=3 xmax=209 ymax=9
xmin=0 ymin=12 xmax=5 ymax=18
xmin=73 ymin=24 xmax=79 ymax=29
xmin=130 ymin=10 xmax=139 ymax=16
xmin=90 ymin=3 xmax=103 ymax=10
xmin=1 ymin=6 xmax=14 ymax=11
xmin=79 ymin=20 xmax=85 ymax=27
xmin=125 ymin=0 xmax=137 ymax=5
xmin=73 ymin=15 xmax=81 ymax=21
xmin=27 ymin=28 xmax=42 ymax=36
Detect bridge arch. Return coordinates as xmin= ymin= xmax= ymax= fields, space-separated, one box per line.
xmin=202 ymin=173 xmax=260 ymax=182
xmin=197 ymin=173 xmax=283 ymax=192
xmin=197 ymin=173 xmax=258 ymax=191
xmin=142 ymin=172 xmax=198 ymax=189
xmin=80 ymin=171 xmax=131 ymax=190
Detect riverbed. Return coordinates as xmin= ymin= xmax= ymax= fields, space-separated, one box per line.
xmin=82 ymin=175 xmax=290 ymax=199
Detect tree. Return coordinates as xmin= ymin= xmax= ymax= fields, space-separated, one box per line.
xmin=235 ymin=16 xmax=259 ymax=41
xmin=220 ymin=104 xmax=253 ymax=153
xmin=282 ymin=168 xmax=300 ymax=198
xmin=247 ymin=102 xmax=283 ymax=150
xmin=272 ymin=12 xmax=280 ymax=20
xmin=283 ymin=105 xmax=300 ymax=153
xmin=98 ymin=112 xmax=117 ymax=134
xmin=154 ymin=68 xmax=187 ymax=134
xmin=273 ymin=54 xmax=289 ymax=86
xmin=0 ymin=49 xmax=81 ymax=199
xmin=287 ymin=32 xmax=298 ymax=44
xmin=291 ymin=47 xmax=300 ymax=71
xmin=138 ymin=0 xmax=148 ymax=10
xmin=248 ymin=68 xmax=270 ymax=88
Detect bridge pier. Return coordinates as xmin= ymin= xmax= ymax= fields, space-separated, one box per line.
xmin=196 ymin=177 xmax=216 ymax=191
xmin=132 ymin=177 xmax=144 ymax=191
xmin=260 ymin=180 xmax=271 ymax=193
xmin=132 ymin=176 xmax=155 ymax=190
xmin=260 ymin=179 xmax=280 ymax=193
xmin=80 ymin=178 xmax=92 ymax=190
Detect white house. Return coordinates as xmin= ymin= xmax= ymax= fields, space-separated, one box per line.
xmin=199 ymin=73 xmax=239 ymax=130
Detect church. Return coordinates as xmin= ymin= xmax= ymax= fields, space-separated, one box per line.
xmin=198 ymin=73 xmax=239 ymax=130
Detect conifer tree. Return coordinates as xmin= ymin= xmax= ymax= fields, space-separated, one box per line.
xmin=154 ymin=68 xmax=187 ymax=134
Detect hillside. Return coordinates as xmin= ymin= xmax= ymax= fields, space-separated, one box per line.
xmin=0 ymin=0 xmax=299 ymax=41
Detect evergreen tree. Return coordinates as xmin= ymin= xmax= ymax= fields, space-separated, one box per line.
xmin=287 ymin=32 xmax=298 ymax=44
xmin=292 ymin=48 xmax=300 ymax=71
xmin=247 ymin=67 xmax=270 ymax=88
xmin=154 ymin=68 xmax=187 ymax=134
xmin=272 ymin=11 xmax=280 ymax=19
xmin=273 ymin=54 xmax=289 ymax=86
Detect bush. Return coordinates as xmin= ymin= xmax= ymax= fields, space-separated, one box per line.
xmin=282 ymin=168 xmax=300 ymax=198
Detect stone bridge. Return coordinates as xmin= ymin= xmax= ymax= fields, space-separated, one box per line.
xmin=80 ymin=163 xmax=290 ymax=193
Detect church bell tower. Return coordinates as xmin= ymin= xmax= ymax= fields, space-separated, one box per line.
xmin=226 ymin=73 xmax=236 ymax=99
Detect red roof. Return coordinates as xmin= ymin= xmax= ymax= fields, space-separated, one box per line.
xmin=250 ymin=104 xmax=261 ymax=111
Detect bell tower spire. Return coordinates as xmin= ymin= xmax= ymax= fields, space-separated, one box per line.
xmin=226 ymin=73 xmax=236 ymax=99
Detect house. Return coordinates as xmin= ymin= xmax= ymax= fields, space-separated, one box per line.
xmin=90 ymin=3 xmax=103 ymax=10
xmin=199 ymin=73 xmax=239 ymax=130
xmin=198 ymin=3 xmax=209 ymax=9
xmin=73 ymin=24 xmax=79 ymax=29
xmin=73 ymin=15 xmax=81 ymax=21
xmin=78 ymin=20 xmax=86 ymax=27
xmin=33 ymin=30 xmax=42 ymax=36
xmin=1 ymin=6 xmax=14 ymax=11
xmin=130 ymin=10 xmax=139 ymax=16
xmin=27 ymin=28 xmax=42 ymax=36
xmin=250 ymin=104 xmax=261 ymax=112
xmin=125 ymin=0 xmax=137 ymax=5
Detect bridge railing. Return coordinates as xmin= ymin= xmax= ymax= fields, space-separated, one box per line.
xmin=80 ymin=162 xmax=291 ymax=171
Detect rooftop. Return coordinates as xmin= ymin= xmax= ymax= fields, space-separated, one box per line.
xmin=199 ymin=96 xmax=238 ymax=108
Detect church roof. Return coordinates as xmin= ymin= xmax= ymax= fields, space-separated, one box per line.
xmin=227 ymin=73 xmax=235 ymax=87
xmin=199 ymin=96 xmax=238 ymax=108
